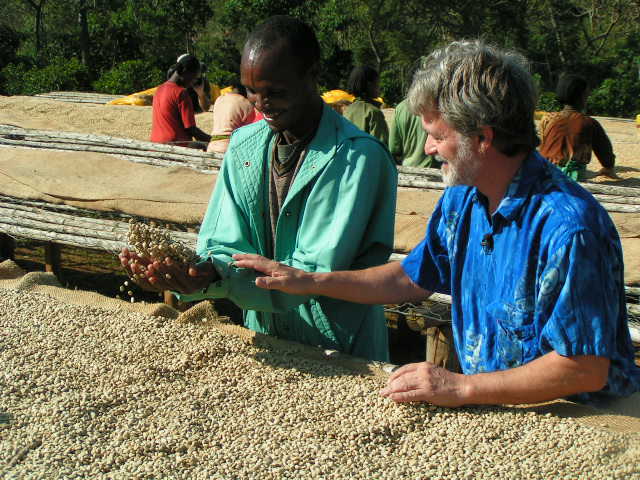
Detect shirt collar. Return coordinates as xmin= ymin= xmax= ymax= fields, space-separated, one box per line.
xmin=476 ymin=151 xmax=548 ymax=222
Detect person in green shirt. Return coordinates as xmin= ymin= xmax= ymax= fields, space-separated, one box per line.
xmin=343 ymin=65 xmax=389 ymax=144
xmin=389 ymin=98 xmax=440 ymax=168
xmin=119 ymin=16 xmax=397 ymax=362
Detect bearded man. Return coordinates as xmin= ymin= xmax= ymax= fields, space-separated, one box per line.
xmin=234 ymin=40 xmax=640 ymax=407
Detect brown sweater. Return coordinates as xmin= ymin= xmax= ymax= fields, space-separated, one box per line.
xmin=538 ymin=107 xmax=615 ymax=168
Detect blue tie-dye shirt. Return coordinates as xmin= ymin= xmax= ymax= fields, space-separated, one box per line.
xmin=402 ymin=151 xmax=640 ymax=403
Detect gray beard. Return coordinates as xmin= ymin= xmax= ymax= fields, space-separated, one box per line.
xmin=438 ymin=136 xmax=479 ymax=187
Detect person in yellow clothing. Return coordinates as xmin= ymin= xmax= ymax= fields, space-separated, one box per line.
xmin=343 ymin=66 xmax=389 ymax=144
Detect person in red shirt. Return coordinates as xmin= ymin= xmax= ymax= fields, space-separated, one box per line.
xmin=150 ymin=54 xmax=211 ymax=148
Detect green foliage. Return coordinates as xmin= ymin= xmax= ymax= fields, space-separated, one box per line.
xmin=1 ymin=57 xmax=89 ymax=95
xmin=537 ymin=91 xmax=561 ymax=112
xmin=586 ymin=40 xmax=640 ymax=118
xmin=0 ymin=24 xmax=23 ymax=71
xmin=92 ymin=60 xmax=163 ymax=94
xmin=379 ymin=67 xmax=403 ymax=106
xmin=588 ymin=77 xmax=640 ymax=118
xmin=205 ymin=64 xmax=237 ymax=87
xmin=2 ymin=0 xmax=640 ymax=119
xmin=0 ymin=23 xmax=24 ymax=94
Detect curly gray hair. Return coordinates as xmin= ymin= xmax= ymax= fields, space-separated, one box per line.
xmin=407 ymin=40 xmax=539 ymax=156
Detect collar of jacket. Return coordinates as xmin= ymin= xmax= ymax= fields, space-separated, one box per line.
xmin=228 ymin=103 xmax=379 ymax=245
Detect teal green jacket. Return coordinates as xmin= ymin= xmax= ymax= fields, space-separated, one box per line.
xmin=178 ymin=104 xmax=397 ymax=361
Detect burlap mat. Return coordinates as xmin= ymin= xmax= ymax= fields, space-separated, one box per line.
xmin=0 ymin=147 xmax=214 ymax=223
xmin=0 ymin=144 xmax=637 ymax=282
xmin=395 ymin=188 xmax=441 ymax=252
xmin=1 ymin=259 xmax=638 ymax=435
xmin=395 ymin=188 xmax=640 ymax=285
xmin=511 ymin=396 xmax=640 ymax=436
xmin=0 ymin=259 xmax=178 ymax=318
xmin=0 ymin=96 xmax=213 ymax=142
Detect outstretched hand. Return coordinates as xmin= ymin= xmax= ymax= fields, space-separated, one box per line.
xmin=232 ymin=253 xmax=315 ymax=295
xmin=380 ymin=361 xmax=470 ymax=407
xmin=119 ymin=247 xmax=217 ymax=294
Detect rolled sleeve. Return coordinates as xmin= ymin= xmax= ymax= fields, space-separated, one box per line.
xmin=538 ymin=230 xmax=620 ymax=359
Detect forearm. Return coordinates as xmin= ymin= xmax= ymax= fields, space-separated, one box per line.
xmin=179 ymin=253 xmax=311 ymax=313
xmin=311 ymin=261 xmax=430 ymax=304
xmin=463 ymin=352 xmax=610 ymax=405
xmin=187 ymin=127 xmax=211 ymax=143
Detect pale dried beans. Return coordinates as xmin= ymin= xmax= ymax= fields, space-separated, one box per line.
xmin=1 ymin=289 xmax=639 ymax=479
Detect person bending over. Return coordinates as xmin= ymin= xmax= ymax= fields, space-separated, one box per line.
xmin=538 ymin=74 xmax=616 ymax=181
xmin=167 ymin=54 xmax=212 ymax=113
xmin=207 ymin=81 xmax=261 ymax=154
xmin=151 ymin=54 xmax=211 ymax=148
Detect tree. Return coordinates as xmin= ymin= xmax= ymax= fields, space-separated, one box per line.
xmin=22 ymin=0 xmax=48 ymax=57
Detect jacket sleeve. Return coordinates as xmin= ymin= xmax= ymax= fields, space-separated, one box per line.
xmin=590 ymin=118 xmax=615 ymax=169
xmin=367 ymin=108 xmax=390 ymax=146
xmin=174 ymin=137 xmax=309 ymax=312
xmin=388 ymin=110 xmax=403 ymax=164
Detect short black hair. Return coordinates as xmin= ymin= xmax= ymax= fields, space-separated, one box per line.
xmin=175 ymin=54 xmax=201 ymax=75
xmin=555 ymin=74 xmax=588 ymax=108
xmin=229 ymin=78 xmax=247 ymax=97
xmin=244 ymin=15 xmax=320 ymax=74
xmin=347 ymin=65 xmax=379 ymax=99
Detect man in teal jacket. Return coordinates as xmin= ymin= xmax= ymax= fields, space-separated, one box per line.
xmin=120 ymin=16 xmax=397 ymax=361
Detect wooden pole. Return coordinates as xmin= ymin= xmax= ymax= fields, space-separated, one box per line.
xmin=0 ymin=125 xmax=223 ymax=160
xmin=163 ymin=290 xmax=177 ymax=308
xmin=44 ymin=242 xmax=61 ymax=277
xmin=425 ymin=325 xmax=460 ymax=372
xmin=0 ymin=233 xmax=15 ymax=260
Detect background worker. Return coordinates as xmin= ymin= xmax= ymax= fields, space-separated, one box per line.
xmin=121 ymin=16 xmax=397 ymax=362
xmin=167 ymin=54 xmax=211 ymax=113
xmin=233 ymin=40 xmax=640 ymax=408
xmin=150 ymin=54 xmax=211 ymax=148
xmin=389 ymin=97 xmax=440 ymax=167
xmin=343 ymin=65 xmax=389 ymax=144
xmin=538 ymin=74 xmax=616 ymax=180
xmin=207 ymin=80 xmax=261 ymax=154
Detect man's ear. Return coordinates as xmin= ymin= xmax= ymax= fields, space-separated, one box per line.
xmin=477 ymin=126 xmax=494 ymax=154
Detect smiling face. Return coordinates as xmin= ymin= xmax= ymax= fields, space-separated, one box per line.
xmin=422 ymin=111 xmax=480 ymax=187
xmin=240 ymin=43 xmax=319 ymax=139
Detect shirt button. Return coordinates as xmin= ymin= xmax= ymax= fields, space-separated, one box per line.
xmin=285 ymin=211 xmax=291 ymax=217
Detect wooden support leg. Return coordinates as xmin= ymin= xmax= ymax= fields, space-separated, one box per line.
xmin=0 ymin=233 xmax=16 ymax=261
xmin=44 ymin=242 xmax=61 ymax=277
xmin=425 ymin=325 xmax=461 ymax=373
xmin=163 ymin=290 xmax=177 ymax=308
